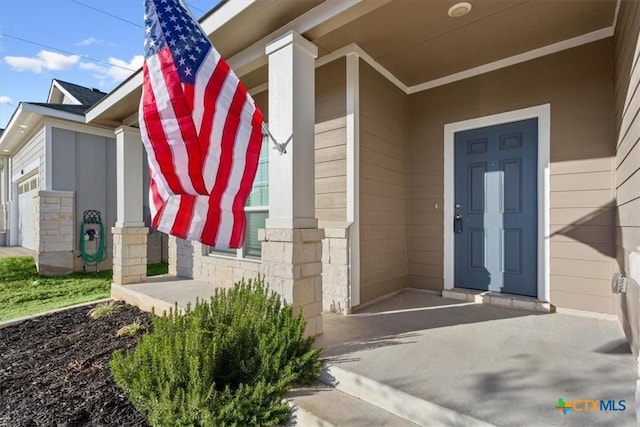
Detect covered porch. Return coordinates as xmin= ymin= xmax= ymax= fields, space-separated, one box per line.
xmin=112 ymin=280 xmax=637 ymax=426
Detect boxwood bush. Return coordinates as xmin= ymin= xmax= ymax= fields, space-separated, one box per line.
xmin=110 ymin=278 xmax=321 ymax=426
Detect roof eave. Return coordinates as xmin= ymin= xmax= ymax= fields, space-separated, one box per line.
xmin=85 ymin=0 xmax=252 ymax=125
xmin=0 ymin=103 xmax=85 ymax=154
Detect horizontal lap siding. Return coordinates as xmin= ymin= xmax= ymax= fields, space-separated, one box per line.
xmin=359 ymin=60 xmax=409 ymax=303
xmin=12 ymin=128 xmax=44 ymax=184
xmin=315 ymin=59 xmax=347 ymax=222
xmin=409 ymin=39 xmax=616 ymax=313
xmin=613 ymin=0 xmax=640 ymax=356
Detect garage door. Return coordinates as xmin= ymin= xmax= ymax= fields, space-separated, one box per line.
xmin=17 ymin=175 xmax=38 ymax=250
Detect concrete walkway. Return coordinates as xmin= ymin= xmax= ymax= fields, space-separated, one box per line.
xmin=0 ymin=247 xmax=33 ymax=258
xmin=316 ymin=289 xmax=637 ymax=427
xmin=112 ymin=279 xmax=637 ymax=426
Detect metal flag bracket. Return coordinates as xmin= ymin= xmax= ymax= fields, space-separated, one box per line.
xmin=261 ymin=123 xmax=288 ymax=155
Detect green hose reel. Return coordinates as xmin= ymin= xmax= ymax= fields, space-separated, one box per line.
xmin=79 ymin=210 xmax=107 ymax=269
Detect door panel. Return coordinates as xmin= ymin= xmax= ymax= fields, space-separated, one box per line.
xmin=454 ymin=119 xmax=537 ymax=297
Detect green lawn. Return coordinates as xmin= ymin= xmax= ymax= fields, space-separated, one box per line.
xmin=0 ymin=257 xmax=169 ymax=322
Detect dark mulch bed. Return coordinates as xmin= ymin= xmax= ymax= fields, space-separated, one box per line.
xmin=0 ymin=303 xmax=152 ymax=426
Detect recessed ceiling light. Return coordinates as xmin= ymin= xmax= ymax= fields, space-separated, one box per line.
xmin=448 ymin=2 xmax=472 ymax=18
xmin=2 ymin=150 xmax=9 ymax=153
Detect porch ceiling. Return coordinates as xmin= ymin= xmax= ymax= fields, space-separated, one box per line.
xmin=87 ymin=0 xmax=617 ymax=126
xmin=311 ymin=0 xmax=617 ymax=86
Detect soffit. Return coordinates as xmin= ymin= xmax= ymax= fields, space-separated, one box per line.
xmin=311 ymin=0 xmax=616 ymax=86
xmin=209 ymin=0 xmax=323 ymax=58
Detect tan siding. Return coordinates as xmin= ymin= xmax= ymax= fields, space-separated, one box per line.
xmin=613 ymin=0 xmax=640 ymax=357
xmin=359 ymin=60 xmax=409 ymax=304
xmin=247 ymin=64 xmax=348 ymax=223
xmin=408 ymin=39 xmax=617 ymax=312
xmin=315 ymin=59 xmax=347 ymax=222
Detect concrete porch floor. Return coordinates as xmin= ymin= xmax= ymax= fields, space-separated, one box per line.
xmin=112 ymin=278 xmax=637 ymax=426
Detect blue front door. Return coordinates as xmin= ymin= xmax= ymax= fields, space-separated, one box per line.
xmin=454 ymin=118 xmax=538 ymax=297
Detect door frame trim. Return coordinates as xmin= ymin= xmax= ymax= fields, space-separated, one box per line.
xmin=443 ymin=104 xmax=551 ymax=302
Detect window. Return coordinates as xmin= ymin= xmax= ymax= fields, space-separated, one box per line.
xmin=17 ymin=176 xmax=38 ymax=195
xmin=211 ymin=134 xmax=268 ymax=260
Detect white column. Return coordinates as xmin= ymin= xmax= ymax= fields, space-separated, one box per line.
xmin=345 ymin=52 xmax=361 ymax=307
xmin=115 ymin=126 xmax=144 ymax=227
xmin=265 ymin=30 xmax=318 ymax=229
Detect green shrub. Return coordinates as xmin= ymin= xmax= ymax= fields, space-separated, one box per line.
xmin=110 ymin=278 xmax=321 ymax=426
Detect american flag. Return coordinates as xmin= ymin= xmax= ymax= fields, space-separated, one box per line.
xmin=140 ymin=0 xmax=264 ymax=249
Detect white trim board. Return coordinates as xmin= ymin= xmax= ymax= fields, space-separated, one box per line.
xmin=313 ymin=26 xmax=614 ymax=97
xmin=443 ymin=104 xmax=551 ymax=303
xmin=345 ymin=52 xmax=361 ymax=308
xmin=252 ymin=23 xmax=616 ymax=96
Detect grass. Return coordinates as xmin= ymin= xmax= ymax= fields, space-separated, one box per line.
xmin=0 ymin=258 xmax=169 ymax=322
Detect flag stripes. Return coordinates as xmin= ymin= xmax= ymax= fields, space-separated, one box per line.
xmin=141 ymin=0 xmax=264 ymax=248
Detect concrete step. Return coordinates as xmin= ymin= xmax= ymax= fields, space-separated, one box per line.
xmin=286 ymin=384 xmax=419 ymax=427
xmin=319 ymin=364 xmax=495 ymax=427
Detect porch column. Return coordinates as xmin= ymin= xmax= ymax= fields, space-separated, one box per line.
xmin=112 ymin=126 xmax=147 ymax=285
xmin=261 ymin=31 xmax=324 ymax=336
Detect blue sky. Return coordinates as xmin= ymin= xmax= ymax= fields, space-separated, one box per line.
xmin=0 ymin=0 xmax=218 ymax=129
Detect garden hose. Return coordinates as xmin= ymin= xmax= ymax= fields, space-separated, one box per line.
xmin=79 ymin=210 xmax=107 ymax=267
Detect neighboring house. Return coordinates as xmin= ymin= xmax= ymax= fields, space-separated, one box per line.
xmin=87 ymin=0 xmax=640 ymax=355
xmin=0 ymin=79 xmax=167 ymax=274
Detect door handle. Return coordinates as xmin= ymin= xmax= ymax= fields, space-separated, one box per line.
xmin=454 ymin=214 xmax=463 ymax=233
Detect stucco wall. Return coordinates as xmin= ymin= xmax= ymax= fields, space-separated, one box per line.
xmin=359 ymin=60 xmax=410 ymax=303
xmin=613 ymin=0 xmax=640 ymax=358
xmin=408 ymin=39 xmax=617 ymax=313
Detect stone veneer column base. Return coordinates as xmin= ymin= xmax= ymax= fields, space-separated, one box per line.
xmin=260 ymin=228 xmax=324 ymax=337
xmin=112 ymin=226 xmax=148 ymax=285
xmin=34 ymin=191 xmax=75 ymax=276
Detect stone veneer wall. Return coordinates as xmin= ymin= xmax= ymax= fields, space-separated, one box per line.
xmin=169 ymin=226 xmax=354 ymax=317
xmin=322 ymin=225 xmax=350 ymax=314
xmin=168 ymin=236 xmax=261 ymax=287
xmin=112 ymin=226 xmax=148 ymax=285
xmin=34 ymin=190 xmax=74 ymax=275
xmin=147 ymin=229 xmax=168 ymax=264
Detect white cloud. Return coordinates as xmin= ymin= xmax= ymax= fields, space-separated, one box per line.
xmin=4 ymin=50 xmax=80 ymax=73
xmin=0 ymin=96 xmax=12 ymax=105
xmin=75 ymin=37 xmax=101 ymax=46
xmin=80 ymin=55 xmax=144 ymax=85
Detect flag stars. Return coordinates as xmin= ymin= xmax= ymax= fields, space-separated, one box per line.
xmin=184 ymin=67 xmax=192 ymax=76
xmin=189 ymin=54 xmax=196 ymax=62
xmin=175 ymin=24 xmax=183 ymax=32
xmin=178 ymin=57 xmax=186 ymax=66
xmin=169 ymin=15 xmax=177 ymax=22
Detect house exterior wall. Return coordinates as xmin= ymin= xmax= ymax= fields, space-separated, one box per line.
xmin=180 ymin=62 xmax=350 ymax=313
xmin=50 ymin=127 xmax=167 ymax=271
xmin=359 ymin=60 xmax=410 ymax=303
xmin=11 ymin=127 xmax=44 ymax=183
xmin=408 ymin=39 xmax=617 ymax=313
xmin=613 ymin=0 xmax=640 ymax=358
xmin=51 ymin=127 xmax=116 ymax=271
xmin=315 ymin=58 xmax=347 ymax=223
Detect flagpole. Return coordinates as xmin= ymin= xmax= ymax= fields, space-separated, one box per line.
xmin=262 ymin=122 xmax=286 ymax=155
